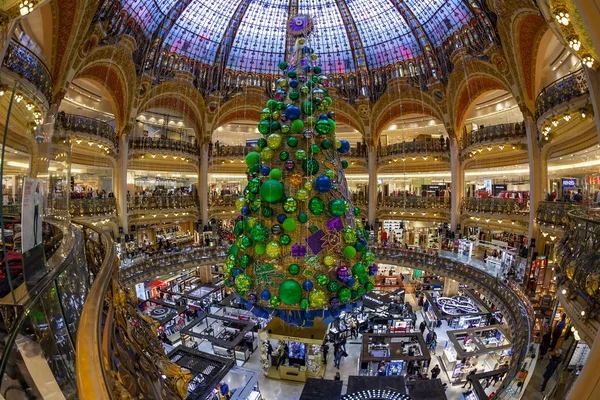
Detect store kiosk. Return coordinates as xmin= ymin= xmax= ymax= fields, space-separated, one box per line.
xmin=359 ymin=333 xmax=430 ymax=376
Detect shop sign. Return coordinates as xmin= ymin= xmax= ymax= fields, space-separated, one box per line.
xmin=562 ymin=178 xmax=577 ymax=189
xmin=363 ymin=294 xmax=385 ymax=306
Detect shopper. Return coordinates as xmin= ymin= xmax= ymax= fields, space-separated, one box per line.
xmin=462 ymin=369 xmax=477 ymax=389
xmin=550 ymin=313 xmax=567 ymax=350
xmin=334 ymin=372 xmax=341 ymax=381
xmin=322 ymin=342 xmax=329 ymax=364
xmin=430 ymin=365 xmax=441 ymax=379
xmin=540 ymin=349 xmax=563 ymax=392
xmin=419 ymin=321 xmax=426 ymax=335
xmin=340 ymin=333 xmax=347 ymax=352
xmin=539 ymin=330 xmax=552 ymax=359
xmin=334 ymin=347 xmax=344 ymax=369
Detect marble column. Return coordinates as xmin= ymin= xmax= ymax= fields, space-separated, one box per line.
xmin=583 ymin=68 xmax=600 ymax=144
xmin=449 ymin=135 xmax=464 ymax=233
xmin=116 ymin=131 xmax=129 ymax=234
xmin=367 ymin=145 xmax=378 ymax=229
xmin=199 ymin=142 xmax=209 ymax=226
xmin=567 ymin=326 xmax=600 ymax=399
xmin=523 ymin=112 xmax=546 ymax=243
xmin=442 ymin=279 xmax=460 ymax=297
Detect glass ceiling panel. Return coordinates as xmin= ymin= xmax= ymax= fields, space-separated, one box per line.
xmin=422 ymin=1 xmax=471 ymax=47
xmin=164 ymin=0 xmax=243 ymax=62
xmin=227 ymin=0 xmax=289 ymax=74
xmin=299 ymin=0 xmax=355 ymax=74
xmin=155 ymin=0 xmax=179 ymax=14
xmin=121 ymin=0 xmax=166 ymax=35
xmin=346 ymin=0 xmax=416 ymax=69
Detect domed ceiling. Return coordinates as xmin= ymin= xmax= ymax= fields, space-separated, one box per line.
xmin=116 ymin=0 xmax=495 ymax=77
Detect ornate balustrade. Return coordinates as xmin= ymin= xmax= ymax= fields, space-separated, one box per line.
xmin=128 ymin=195 xmax=197 ymax=211
xmin=378 ymin=195 xmax=450 ymax=210
xmin=378 ymin=141 xmax=449 ymax=159
xmin=70 ymin=197 xmax=117 ymax=217
xmin=556 ymin=209 xmax=600 ymax=321
xmin=55 ymin=113 xmax=118 ymax=151
xmin=76 ymin=222 xmax=192 ymax=399
xmin=2 ymin=40 xmax=53 ymax=103
xmin=208 ymin=194 xmax=236 ymax=207
xmin=535 ymin=69 xmax=589 ymax=121
xmin=460 ymin=122 xmax=526 ymax=151
xmin=120 ymin=246 xmax=228 ymax=286
xmin=536 ymin=201 xmax=581 ymax=228
xmin=462 ymin=197 xmax=529 ymax=215
xmin=129 ymin=137 xmax=199 ymax=159
xmin=209 ymin=145 xmax=367 ymax=164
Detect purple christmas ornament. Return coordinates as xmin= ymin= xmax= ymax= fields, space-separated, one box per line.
xmin=337 ymin=266 xmax=350 ymax=282
xmin=369 ymin=264 xmax=378 ymax=276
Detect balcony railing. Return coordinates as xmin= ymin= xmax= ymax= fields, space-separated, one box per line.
xmin=378 ymin=141 xmax=449 ymax=158
xmin=536 ymin=201 xmax=582 ymax=227
xmin=462 ymin=197 xmax=530 ymax=215
xmin=128 ymin=195 xmax=197 ymax=211
xmin=377 ymin=195 xmax=450 ymax=209
xmin=209 ymin=145 xmax=368 ymax=162
xmin=129 ymin=137 xmax=199 ymax=158
xmin=2 ymin=40 xmax=53 ymax=103
xmin=55 ymin=113 xmax=117 ymax=148
xmin=76 ymin=221 xmax=192 ymax=399
xmin=556 ymin=208 xmax=600 ymax=314
xmin=535 ymin=69 xmax=588 ymax=121
xmin=460 ymin=122 xmax=526 ymax=150
xmin=70 ymin=197 xmax=117 ymax=217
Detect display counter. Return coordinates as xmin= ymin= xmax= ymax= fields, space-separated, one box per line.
xmin=360 ymin=333 xmax=430 ymax=376
xmin=279 ymin=365 xmax=307 ymax=382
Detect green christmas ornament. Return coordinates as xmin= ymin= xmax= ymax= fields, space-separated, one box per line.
xmin=316 ymin=273 xmax=329 ymax=286
xmin=269 ymin=168 xmax=283 ymax=181
xmin=328 ymin=281 xmax=340 ymax=292
xmin=301 ymin=101 xmax=315 ymax=115
xmin=289 ymin=264 xmax=300 ymax=275
xmin=239 ymin=254 xmax=252 ymax=267
xmin=352 ymin=263 xmax=365 ymax=276
xmin=328 ymin=118 xmax=336 ymax=133
xmin=260 ymin=108 xmax=272 ymax=121
xmin=280 ymin=234 xmax=291 ymax=245
xmin=267 ymin=99 xmax=277 ymax=110
xmin=276 ymin=101 xmax=286 ymax=110
xmin=310 ymin=144 xmax=320 ymax=155
xmin=261 ymin=147 xmax=274 ymax=161
xmin=300 ymin=298 xmax=310 ymax=310
xmin=283 ymin=197 xmax=298 ymax=213
xmin=303 ymin=158 xmax=320 ymax=174
xmin=288 ymin=70 xmax=297 ymax=78
xmin=301 ymin=85 xmax=310 ymax=95
xmin=309 ymin=197 xmax=325 ymax=215
xmin=267 ymin=133 xmax=282 ymax=149
xmin=240 ymin=235 xmax=253 ymax=249
xmin=314 ymin=66 xmax=322 ymax=74
xmin=298 ymin=212 xmax=308 ymax=223
xmin=291 ymin=119 xmax=304 ymax=133
xmin=279 ymin=280 xmax=302 ymax=305
xmin=295 ymin=149 xmax=307 ymax=160
xmin=255 ymin=242 xmax=266 ymax=255
xmin=228 ymin=243 xmax=239 ymax=256
xmin=262 ymin=206 xmax=273 ymax=217
xmin=247 ymin=178 xmax=261 ymax=194
xmin=354 ymin=207 xmax=360 ymax=216
xmin=358 ymin=273 xmax=369 ymax=284
xmin=365 ymin=282 xmax=374 ymax=291
xmin=279 ymin=151 xmax=289 ymax=161
xmin=282 ymin=218 xmax=297 ymax=232
xmin=250 ymin=198 xmax=261 ymax=212
xmin=245 ymin=152 xmax=261 ymax=167
xmin=309 ymin=290 xmax=326 ymax=308
xmin=363 ymin=251 xmax=376 ymax=264
xmin=343 ymin=246 xmax=357 ymax=259
xmin=329 ymin=199 xmax=346 ymax=216
xmin=338 ymin=287 xmax=351 ymax=303
xmin=266 ymin=240 xmax=281 ymax=259
xmin=235 ymin=197 xmax=247 ymax=211
xmin=343 ymin=227 xmax=357 ymax=244
xmin=315 ymin=119 xmax=331 ymax=135
xmin=325 ymin=169 xmax=335 ymax=179
xmin=355 ymin=240 xmax=366 ymax=252
xmin=260 ymin=179 xmax=285 ymax=203
xmin=235 ymin=274 xmax=252 ymax=294
xmin=287 ymin=137 xmax=299 ymax=147
xmin=289 ymin=90 xmax=300 ymax=101
xmin=278 ymin=62 xmax=288 ymax=71
xmin=257 ymin=138 xmax=267 ymax=148
xmin=281 ymin=124 xmax=291 ymax=134
xmin=270 ymin=296 xmax=281 ymax=307
xmin=258 ymin=120 xmax=271 ymax=134
xmin=296 ymin=189 xmax=309 ymax=201
xmin=324 ymin=97 xmax=332 ymax=106
xmin=321 ymin=139 xmax=332 ymax=149
xmin=341 ymin=160 xmax=349 ymax=169
xmin=250 ymin=224 xmax=269 ymax=242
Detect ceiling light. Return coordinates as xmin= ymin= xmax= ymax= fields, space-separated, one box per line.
xmin=554 ymin=9 xmax=569 ymax=26
xmin=14 ymin=93 xmax=23 ymax=102
xmin=583 ymin=55 xmax=595 ymax=68
xmin=19 ymin=1 xmax=34 ymax=16
xmin=581 ymin=310 xmax=586 ymax=316
xmin=551 ymin=119 xmax=559 ymax=127
xmin=569 ymin=37 xmax=581 ymax=51
xmin=581 ymin=110 xmax=587 ymax=118
xmin=499 ymin=145 xmax=504 ymax=150
xmin=563 ymin=114 xmax=571 ymax=121
xmin=25 ymin=103 xmax=34 ymax=111
xmin=88 ymin=142 xmax=93 ymax=146
xmin=562 ymin=289 xmax=567 ymax=295
xmin=487 ymin=146 xmax=492 ymax=151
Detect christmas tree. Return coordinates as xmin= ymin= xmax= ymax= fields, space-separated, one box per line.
xmin=225 ymin=15 xmax=376 ymax=326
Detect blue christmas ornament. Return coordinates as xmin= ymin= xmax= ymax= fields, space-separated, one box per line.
xmin=285 ymin=105 xmax=301 ymax=120
xmin=346 ymin=277 xmax=356 ymax=288
xmin=289 ymin=79 xmax=299 ymax=88
xmin=303 ymin=280 xmax=314 ymax=291
xmin=304 ymin=65 xmax=312 ymax=73
xmin=261 ymin=166 xmax=271 ymax=176
xmin=261 ymin=289 xmax=271 ymax=301
xmin=319 ymin=114 xmax=329 ymax=121
xmin=277 ymin=214 xmax=287 ymax=223
xmin=337 ymin=140 xmax=351 ymax=154
xmin=241 ymin=206 xmax=251 ymax=216
xmin=315 ymin=175 xmax=332 ymax=193
xmin=233 ymin=269 xmax=243 ymax=277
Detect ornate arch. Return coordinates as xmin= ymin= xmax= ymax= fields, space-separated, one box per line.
xmin=451 ymin=75 xmax=509 ymax=132
xmin=374 ymin=102 xmax=444 ymax=141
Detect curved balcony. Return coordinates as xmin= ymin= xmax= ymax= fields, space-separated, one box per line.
xmin=536 ymin=201 xmax=582 ymax=229
xmin=462 ymin=197 xmax=529 ymax=216
xmin=76 ymin=221 xmax=192 ymax=399
xmin=128 ymin=195 xmax=197 ymax=211
xmin=70 ymin=197 xmax=117 ymax=217
xmin=378 ymin=141 xmax=450 ymax=164
xmin=2 ymin=40 xmax=53 ymax=104
xmin=460 ymin=122 xmax=526 ymax=153
xmin=535 ymin=69 xmax=589 ymax=122
xmin=128 ymin=137 xmax=199 ymax=161
xmin=55 ymin=113 xmax=118 ymax=153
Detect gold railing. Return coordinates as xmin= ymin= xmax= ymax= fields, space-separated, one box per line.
xmin=462 ymin=197 xmax=529 ymax=215
xmin=378 ymin=195 xmax=450 ymax=209
xmin=76 ymin=222 xmax=191 ymax=399
xmin=460 ymin=122 xmax=526 ymax=151
xmin=536 ymin=201 xmax=581 ymax=227
xmin=128 ymin=195 xmax=197 ymax=210
xmin=70 ymin=197 xmax=117 ymax=217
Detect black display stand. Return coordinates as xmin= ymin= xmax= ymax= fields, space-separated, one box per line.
xmin=300 ymin=378 xmax=343 ymax=400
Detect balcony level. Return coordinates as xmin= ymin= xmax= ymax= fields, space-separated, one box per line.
xmin=128 ymin=137 xmax=199 ymax=164
xmin=55 ymin=113 xmax=118 ymax=156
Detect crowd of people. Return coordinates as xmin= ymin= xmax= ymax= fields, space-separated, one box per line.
xmin=70 ymin=188 xmax=114 ymax=199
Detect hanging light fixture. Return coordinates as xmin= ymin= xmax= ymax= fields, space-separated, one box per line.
xmin=582 ymin=55 xmax=595 ymax=68
xmin=568 ymin=37 xmax=581 ymax=51
xmin=554 ymin=8 xmax=570 ymax=26
xmin=19 ymin=1 xmax=35 ymax=16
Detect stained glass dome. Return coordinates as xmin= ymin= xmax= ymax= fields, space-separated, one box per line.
xmin=108 ymin=0 xmax=496 ymax=79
